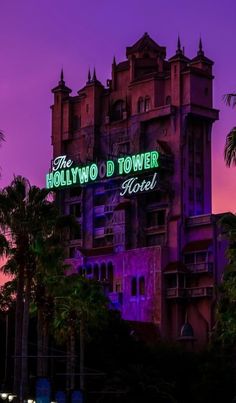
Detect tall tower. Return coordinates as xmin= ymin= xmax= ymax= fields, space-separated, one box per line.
xmin=49 ymin=34 xmax=226 ymax=348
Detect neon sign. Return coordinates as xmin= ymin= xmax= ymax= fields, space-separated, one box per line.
xmin=46 ymin=151 xmax=159 ymax=194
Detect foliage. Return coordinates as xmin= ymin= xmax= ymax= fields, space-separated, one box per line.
xmin=224 ymin=92 xmax=236 ymax=166
xmin=213 ymin=213 xmax=236 ymax=346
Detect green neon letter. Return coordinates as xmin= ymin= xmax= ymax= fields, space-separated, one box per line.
xmin=90 ymin=164 xmax=98 ymax=181
xmin=150 ymin=151 xmax=159 ymax=168
xmin=131 ymin=154 xmax=144 ymax=171
xmin=124 ymin=156 xmax=132 ymax=174
xmin=118 ymin=158 xmax=125 ymax=174
xmin=46 ymin=172 xmax=54 ymax=189
xmin=107 ymin=160 xmax=115 ymax=177
xmin=78 ymin=166 xmax=90 ymax=184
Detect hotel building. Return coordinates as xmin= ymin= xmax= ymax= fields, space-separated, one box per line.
xmin=49 ymin=33 xmax=227 ymax=347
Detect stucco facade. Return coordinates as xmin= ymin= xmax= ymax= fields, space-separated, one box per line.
xmin=50 ymin=33 xmax=227 ymax=347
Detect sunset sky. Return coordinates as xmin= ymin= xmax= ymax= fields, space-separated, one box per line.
xmin=0 ymin=0 xmax=236 ymax=214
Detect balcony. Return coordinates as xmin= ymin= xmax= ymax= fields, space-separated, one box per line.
xmin=186 ymin=287 xmax=213 ymax=298
xmin=166 ymin=288 xmax=186 ymax=299
xmin=94 ymin=205 xmax=105 ymax=216
xmin=94 ymin=227 xmax=105 ymax=238
xmin=166 ymin=286 xmax=214 ymax=299
xmin=105 ymin=205 xmax=114 ymax=214
xmin=186 ymin=215 xmax=212 ymax=227
xmin=186 ymin=262 xmax=213 ymax=273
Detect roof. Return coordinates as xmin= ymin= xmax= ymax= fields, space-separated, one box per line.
xmin=183 ymin=239 xmax=212 ymax=253
xmin=77 ymin=246 xmax=114 ymax=257
xmin=126 ymin=32 xmax=166 ymax=58
xmin=164 ymin=261 xmax=189 ymax=274
xmin=116 ymin=61 xmax=129 ymax=72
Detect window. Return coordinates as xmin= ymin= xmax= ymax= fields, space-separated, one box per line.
xmin=137 ymin=97 xmax=144 ymax=113
xmin=70 ymin=187 xmax=82 ymax=198
xmin=165 ymin=96 xmax=171 ymax=105
xmin=72 ymin=115 xmax=81 ymax=131
xmin=144 ymin=97 xmax=151 ymax=112
xmin=189 ymin=188 xmax=194 ymax=202
xmin=196 ymin=252 xmax=207 ymax=263
xmin=118 ymin=142 xmax=130 ymax=155
xmin=69 ymin=247 xmax=76 ymax=258
xmin=139 ymin=276 xmax=145 ymax=296
xmin=70 ymin=225 xmax=81 ymax=240
xmin=204 ymin=87 xmax=209 ymax=96
xmin=196 ymin=188 xmax=202 ymax=203
xmin=184 ymin=253 xmax=194 ymax=264
xmin=131 ymin=277 xmax=137 ymax=296
xmin=111 ymin=100 xmax=124 ymax=121
xmin=146 ymin=233 xmax=165 ymax=246
xmin=70 ymin=203 xmax=81 ymax=218
xmin=94 ymin=216 xmax=105 ymax=228
xmin=146 ymin=210 xmax=166 ymax=228
xmin=94 ymin=193 xmax=106 ymax=206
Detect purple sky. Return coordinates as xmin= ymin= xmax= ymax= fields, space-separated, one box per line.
xmin=0 ymin=0 xmax=236 ymax=213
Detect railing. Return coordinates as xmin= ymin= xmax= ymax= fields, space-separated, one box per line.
xmin=166 ymin=288 xmax=186 ymax=299
xmin=94 ymin=227 xmax=105 ymax=238
xmin=186 ymin=287 xmax=213 ymax=298
xmin=186 ymin=262 xmax=213 ymax=273
xmin=94 ymin=205 xmax=105 ymax=216
xmin=166 ymin=286 xmax=214 ymax=299
xmin=186 ymin=215 xmax=212 ymax=227
xmin=105 ymin=205 xmax=114 ymax=214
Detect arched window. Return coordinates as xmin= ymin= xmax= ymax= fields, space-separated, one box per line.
xmin=107 ymin=262 xmax=114 ymax=292
xmin=86 ymin=264 xmax=92 ymax=276
xmin=139 ymin=276 xmax=145 ymax=296
xmin=137 ymin=97 xmax=144 ymax=113
xmin=93 ymin=263 xmax=99 ymax=281
xmin=145 ymin=96 xmax=151 ymax=112
xmin=131 ymin=277 xmax=137 ymax=296
xmin=101 ymin=262 xmax=107 ymax=281
xmin=165 ymin=95 xmax=171 ymax=105
xmin=111 ymin=100 xmax=124 ymax=121
xmin=77 ymin=265 xmax=83 ymax=275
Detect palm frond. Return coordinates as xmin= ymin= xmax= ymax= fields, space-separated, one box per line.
xmin=224 ymin=127 xmax=236 ymax=167
xmin=223 ymin=93 xmax=236 ymax=108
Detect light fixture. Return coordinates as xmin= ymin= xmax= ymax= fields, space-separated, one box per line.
xmin=8 ymin=395 xmax=16 ymax=402
xmin=27 ymin=399 xmax=34 ymax=403
xmin=0 ymin=393 xmax=9 ymax=400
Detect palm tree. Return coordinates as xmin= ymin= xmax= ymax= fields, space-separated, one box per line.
xmin=223 ymin=93 xmax=236 ymax=166
xmin=0 ymin=176 xmax=58 ymax=400
xmin=53 ymin=275 xmax=108 ymax=392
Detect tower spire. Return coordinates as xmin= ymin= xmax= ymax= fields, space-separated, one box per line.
xmin=113 ymin=55 xmax=116 ymax=66
xmin=176 ymin=35 xmax=182 ymax=55
xmin=92 ymin=67 xmax=97 ymax=82
xmin=59 ymin=68 xmax=65 ymax=85
xmin=198 ymin=36 xmax=204 ymax=56
xmin=87 ymin=68 xmax=91 ymax=84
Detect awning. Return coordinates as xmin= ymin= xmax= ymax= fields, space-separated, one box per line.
xmin=183 ymin=239 xmax=212 ymax=253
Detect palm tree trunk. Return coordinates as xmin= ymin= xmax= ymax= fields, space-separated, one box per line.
xmin=13 ymin=265 xmax=24 ymax=396
xmin=79 ymin=317 xmax=85 ymax=391
xmin=42 ymin=320 xmax=49 ymax=376
xmin=21 ymin=275 xmax=31 ymax=401
xmin=66 ymin=338 xmax=71 ymax=394
xmin=70 ymin=328 xmax=76 ymax=390
xmin=37 ymin=308 xmax=44 ymax=376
